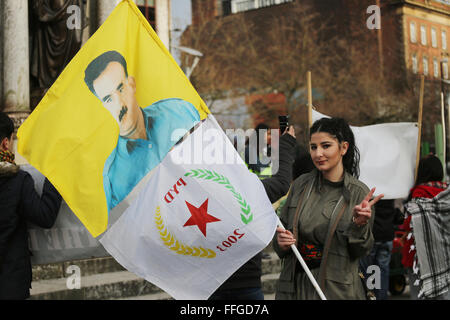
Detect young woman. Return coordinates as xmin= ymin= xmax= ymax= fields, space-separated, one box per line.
xmin=273 ymin=117 xmax=383 ymax=300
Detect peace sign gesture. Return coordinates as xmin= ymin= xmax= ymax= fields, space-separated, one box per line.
xmin=352 ymin=188 xmax=384 ymax=226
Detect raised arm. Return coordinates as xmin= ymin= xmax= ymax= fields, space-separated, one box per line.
xmin=20 ymin=174 xmax=62 ymax=228
xmin=261 ymin=126 xmax=296 ymax=203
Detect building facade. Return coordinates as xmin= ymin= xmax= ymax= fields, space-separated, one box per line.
xmin=187 ymin=0 xmax=449 ymax=143
xmin=381 ymin=0 xmax=449 ymax=153
xmin=382 ymin=0 xmax=449 ymax=80
xmin=190 ymin=0 xmax=449 ymax=81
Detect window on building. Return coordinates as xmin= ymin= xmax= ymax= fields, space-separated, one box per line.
xmin=434 ymin=58 xmax=439 ymax=78
xmin=444 ymin=62 xmax=449 ymax=80
xmin=410 ymin=22 xmax=417 ymax=43
xmin=412 ymin=54 xmax=418 ymax=74
xmin=442 ymin=30 xmax=447 ymax=50
xmin=222 ymin=0 xmax=232 ymax=15
xmin=420 ymin=25 xmax=427 ymax=46
xmin=230 ymin=0 xmax=295 ymax=14
xmin=431 ymin=28 xmax=437 ymax=48
xmin=423 ymin=57 xmax=429 ymax=76
xmin=136 ymin=0 xmax=156 ymax=30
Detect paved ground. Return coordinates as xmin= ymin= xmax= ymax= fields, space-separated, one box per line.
xmin=265 ymin=284 xmax=412 ymax=300
xmin=265 ymin=281 xmax=413 ymax=300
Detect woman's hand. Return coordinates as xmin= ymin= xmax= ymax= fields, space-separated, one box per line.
xmin=352 ymin=187 xmax=384 ymax=226
xmin=276 ymin=227 xmax=296 ymax=251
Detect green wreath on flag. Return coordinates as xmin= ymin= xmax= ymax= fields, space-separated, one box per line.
xmin=184 ymin=169 xmax=253 ymax=225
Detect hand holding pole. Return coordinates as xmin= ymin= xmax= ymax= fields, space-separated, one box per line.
xmin=276 ymin=218 xmax=327 ymax=300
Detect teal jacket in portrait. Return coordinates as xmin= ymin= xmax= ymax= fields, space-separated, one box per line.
xmin=103 ymin=98 xmax=200 ymax=211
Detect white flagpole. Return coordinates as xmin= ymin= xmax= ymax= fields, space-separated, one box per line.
xmin=441 ymin=91 xmax=447 ymax=179
xmin=277 ymin=218 xmax=327 ymax=300
xmin=415 ymin=75 xmax=424 ymax=181
xmin=440 ymin=59 xmax=448 ymax=180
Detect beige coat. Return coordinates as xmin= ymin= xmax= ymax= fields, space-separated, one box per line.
xmin=273 ymin=169 xmax=374 ymax=300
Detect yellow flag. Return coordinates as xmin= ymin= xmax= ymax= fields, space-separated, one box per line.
xmin=18 ymin=0 xmax=209 ymax=237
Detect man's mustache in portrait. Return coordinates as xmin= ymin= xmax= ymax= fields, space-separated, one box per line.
xmin=119 ymin=106 xmax=128 ymax=122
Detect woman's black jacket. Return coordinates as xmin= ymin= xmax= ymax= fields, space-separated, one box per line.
xmin=0 ymin=163 xmax=62 ymax=299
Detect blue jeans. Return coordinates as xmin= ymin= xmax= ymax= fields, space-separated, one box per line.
xmin=360 ymin=241 xmax=393 ymax=300
xmin=208 ymin=287 xmax=264 ymax=300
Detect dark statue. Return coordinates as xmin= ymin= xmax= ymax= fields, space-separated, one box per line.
xmin=30 ymin=0 xmax=86 ymax=108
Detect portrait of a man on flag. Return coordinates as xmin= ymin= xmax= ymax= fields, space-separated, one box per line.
xmin=18 ymin=0 xmax=209 ymax=237
xmin=83 ymin=50 xmax=200 ymax=210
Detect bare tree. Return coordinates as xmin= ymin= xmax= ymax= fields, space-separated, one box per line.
xmin=181 ymin=1 xmax=439 ymax=145
xmin=182 ymin=2 xmax=339 ymax=137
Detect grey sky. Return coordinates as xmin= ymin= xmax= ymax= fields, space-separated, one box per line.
xmin=172 ymin=0 xmax=191 ymax=31
xmin=171 ymin=0 xmax=192 ymax=64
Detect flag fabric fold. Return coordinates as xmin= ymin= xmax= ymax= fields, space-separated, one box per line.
xmin=99 ymin=116 xmax=278 ymax=300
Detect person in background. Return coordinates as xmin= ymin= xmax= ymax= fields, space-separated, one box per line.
xmin=292 ymin=143 xmax=315 ymax=181
xmin=275 ymin=143 xmax=315 ymax=216
xmin=0 ymin=112 xmax=62 ymax=300
xmin=360 ymin=199 xmax=404 ymax=299
xmin=245 ymin=123 xmax=276 ymax=260
xmin=244 ymin=123 xmax=273 ymax=178
xmin=400 ymin=155 xmax=448 ymax=300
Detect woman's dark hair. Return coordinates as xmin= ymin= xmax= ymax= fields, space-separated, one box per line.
xmin=310 ymin=117 xmax=360 ymax=178
xmin=415 ymin=155 xmax=443 ymax=186
xmin=245 ymin=123 xmax=269 ymax=149
xmin=0 ymin=112 xmax=14 ymax=142
xmin=245 ymin=123 xmax=270 ymax=172
xmin=255 ymin=123 xmax=269 ymax=151
xmin=292 ymin=144 xmax=315 ymax=180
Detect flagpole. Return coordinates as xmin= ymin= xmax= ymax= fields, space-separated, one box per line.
xmin=307 ymin=71 xmax=313 ymax=128
xmin=440 ymin=59 xmax=448 ymax=181
xmin=276 ymin=218 xmax=327 ymax=300
xmin=415 ymin=75 xmax=424 ymax=182
xmin=441 ymin=91 xmax=447 ymax=179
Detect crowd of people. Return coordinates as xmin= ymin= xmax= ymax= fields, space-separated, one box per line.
xmin=1 ymin=110 xmax=449 ymax=300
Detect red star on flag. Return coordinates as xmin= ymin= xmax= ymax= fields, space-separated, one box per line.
xmin=183 ymin=199 xmax=220 ymax=237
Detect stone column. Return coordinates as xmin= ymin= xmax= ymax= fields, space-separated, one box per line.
xmin=2 ymin=0 xmax=30 ymax=112
xmin=97 ymin=0 xmax=121 ymax=27
xmin=156 ymin=0 xmax=171 ymax=50
xmin=0 ymin=1 xmax=3 ymax=109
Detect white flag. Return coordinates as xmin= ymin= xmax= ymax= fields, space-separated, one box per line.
xmin=312 ymin=110 xmax=418 ymax=199
xmin=99 ymin=116 xmax=278 ymax=299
